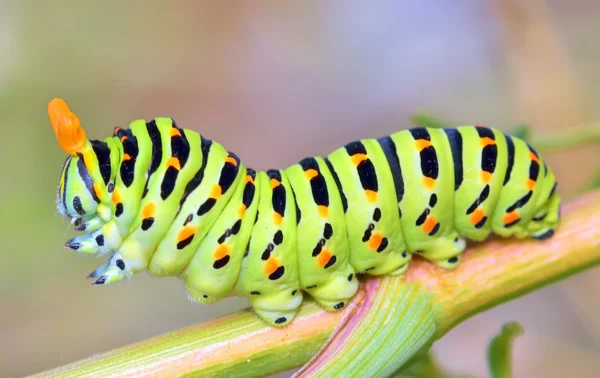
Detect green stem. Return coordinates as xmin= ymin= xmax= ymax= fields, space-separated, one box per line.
xmin=530 ymin=122 xmax=600 ymax=152
xmin=29 ymin=190 xmax=600 ymax=378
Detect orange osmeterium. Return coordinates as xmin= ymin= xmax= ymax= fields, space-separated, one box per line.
xmin=48 ymin=98 xmax=88 ymax=155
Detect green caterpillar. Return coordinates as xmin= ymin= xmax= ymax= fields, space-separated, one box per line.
xmin=50 ymin=98 xmax=560 ymax=327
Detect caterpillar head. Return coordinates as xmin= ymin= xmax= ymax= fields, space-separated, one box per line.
xmin=50 ymin=98 xmax=113 ymax=228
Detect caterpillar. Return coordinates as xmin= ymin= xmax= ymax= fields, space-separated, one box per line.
xmin=50 ymin=98 xmax=560 ymax=327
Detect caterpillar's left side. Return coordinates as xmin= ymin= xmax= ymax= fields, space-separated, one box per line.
xmin=51 ymin=98 xmax=560 ymax=327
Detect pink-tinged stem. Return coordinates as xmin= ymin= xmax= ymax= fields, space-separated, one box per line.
xmin=31 ymin=190 xmax=600 ymax=378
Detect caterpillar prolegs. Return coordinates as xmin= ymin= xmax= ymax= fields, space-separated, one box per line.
xmin=50 ymin=99 xmax=561 ymax=327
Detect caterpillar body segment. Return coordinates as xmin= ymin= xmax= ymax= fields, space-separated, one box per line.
xmin=285 ymin=157 xmax=358 ymax=312
xmin=50 ymin=99 xmax=561 ymax=327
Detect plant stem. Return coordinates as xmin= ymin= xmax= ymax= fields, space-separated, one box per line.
xmin=530 ymin=122 xmax=600 ymax=152
xmin=30 ymin=190 xmax=600 ymax=378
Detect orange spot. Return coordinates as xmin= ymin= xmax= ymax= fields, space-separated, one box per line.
xmin=480 ymin=171 xmax=492 ymax=183
xmin=142 ymin=202 xmax=156 ymax=218
xmin=210 ymin=184 xmax=222 ymax=199
xmin=317 ymin=249 xmax=332 ymax=268
xmin=317 ymin=205 xmax=329 ymax=218
xmin=177 ymin=225 xmax=197 ymax=242
xmin=469 ymin=208 xmax=485 ymax=225
xmin=47 ymin=98 xmax=87 ymax=155
xmin=503 ymin=211 xmax=519 ymax=225
xmin=111 ymin=189 xmax=121 ymax=204
xmin=415 ymin=139 xmax=432 ymax=152
xmin=479 ymin=137 xmax=496 ymax=148
xmin=122 ymin=153 xmax=132 ymax=161
xmin=166 ymin=156 xmax=180 ymax=170
xmin=169 ymin=128 xmax=182 ymax=137
xmin=224 ymin=156 xmax=238 ymax=166
xmin=213 ymin=244 xmax=231 ymax=260
xmin=270 ymin=179 xmax=280 ymax=189
xmin=304 ymin=169 xmax=318 ymax=180
xmin=245 ymin=175 xmax=254 ymax=184
xmin=120 ymin=135 xmax=128 ymax=143
xmin=422 ymin=177 xmax=436 ymax=190
xmin=368 ymin=232 xmax=383 ymax=250
xmin=93 ymin=183 xmax=102 ymax=200
xmin=351 ymin=153 xmax=367 ymax=167
xmin=526 ymin=178 xmax=536 ymax=190
xmin=263 ymin=257 xmax=280 ymax=275
xmin=113 ymin=127 xmax=120 ymax=134
xmin=422 ymin=216 xmax=437 ymax=234
xmin=237 ymin=204 xmax=247 ymax=218
xmin=273 ymin=212 xmax=283 ymax=226
xmin=529 ymin=152 xmax=540 ymax=164
xmin=365 ymin=190 xmax=377 ymax=204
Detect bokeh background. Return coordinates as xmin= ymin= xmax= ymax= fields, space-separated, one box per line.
xmin=2 ymin=1 xmax=599 ymax=377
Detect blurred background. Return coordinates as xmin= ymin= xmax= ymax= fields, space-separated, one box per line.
xmin=1 ymin=1 xmax=599 ymax=377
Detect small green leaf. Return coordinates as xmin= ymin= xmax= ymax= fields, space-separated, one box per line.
xmin=487 ymin=322 xmax=524 ymax=378
xmin=509 ymin=123 xmax=531 ymax=141
xmin=410 ymin=112 xmax=452 ymax=129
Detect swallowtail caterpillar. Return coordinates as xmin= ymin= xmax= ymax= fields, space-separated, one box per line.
xmin=51 ymin=98 xmax=560 ymax=327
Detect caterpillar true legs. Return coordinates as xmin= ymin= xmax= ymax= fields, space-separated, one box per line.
xmin=51 ymin=99 xmax=561 ymax=327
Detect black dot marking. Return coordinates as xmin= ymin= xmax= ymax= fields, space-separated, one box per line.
xmin=261 ymin=248 xmax=271 ymax=261
xmin=217 ymin=233 xmax=227 ymax=244
xmin=243 ymin=249 xmax=249 ymax=257
xmin=402 ymin=251 xmax=408 ymax=258
xmin=447 ymin=256 xmax=459 ymax=264
xmin=369 ymin=223 xmax=375 ymax=230
xmin=275 ymin=317 xmax=287 ymax=324
xmin=362 ymin=228 xmax=372 ymax=242
xmin=73 ymin=196 xmax=84 ymax=215
xmin=454 ymin=237 xmax=459 ymax=242
xmin=474 ymin=216 xmax=488 ymax=229
xmin=292 ymin=290 xmax=298 ymax=295
xmin=533 ymin=229 xmax=554 ymax=241
xmin=428 ymin=223 xmax=440 ymax=236
xmin=116 ymin=259 xmax=125 ymax=270
xmin=73 ymin=218 xmax=83 ymax=228
xmin=323 ymin=223 xmax=333 ymax=239
xmin=231 ymin=219 xmax=242 ymax=235
xmin=141 ymin=218 xmax=154 ymax=231
xmin=334 ymin=302 xmax=345 ymax=310
xmin=429 ymin=194 xmax=438 ymax=207
xmin=94 ymin=276 xmax=106 ymax=285
xmin=364 ymin=267 xmax=375 ymax=272
xmin=306 ymin=285 xmax=317 ymax=289
xmin=415 ymin=250 xmax=424 ymax=254
xmin=373 ymin=208 xmax=382 ymax=222
xmin=65 ymin=240 xmax=80 ymax=250
xmin=115 ymin=203 xmax=124 ymax=217
xmin=184 ymin=214 xmax=193 ymax=226
xmin=177 ymin=235 xmax=194 ymax=250
xmin=197 ymin=198 xmax=217 ymax=216
xmin=273 ymin=230 xmax=284 ymax=245
xmin=415 ymin=209 xmax=430 ymax=226
xmin=532 ymin=213 xmax=548 ymax=222
xmin=504 ymin=218 xmax=520 ymax=228
xmin=213 ymin=255 xmax=230 ymax=269
xmin=324 ymin=255 xmax=337 ymax=269
xmin=320 ymin=238 xmax=326 ymax=246
xmin=312 ymin=243 xmax=323 ymax=257
xmin=202 ymin=294 xmax=208 ymax=299
xmin=347 ymin=273 xmax=354 ymax=281
xmin=269 ymin=266 xmax=285 ymax=280
xmin=377 ymin=237 xmax=388 ymax=253
xmin=95 ymin=234 xmax=104 ymax=246
xmin=107 ymin=183 xmax=114 ymax=193
xmin=250 ymin=291 xmax=261 ymax=295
